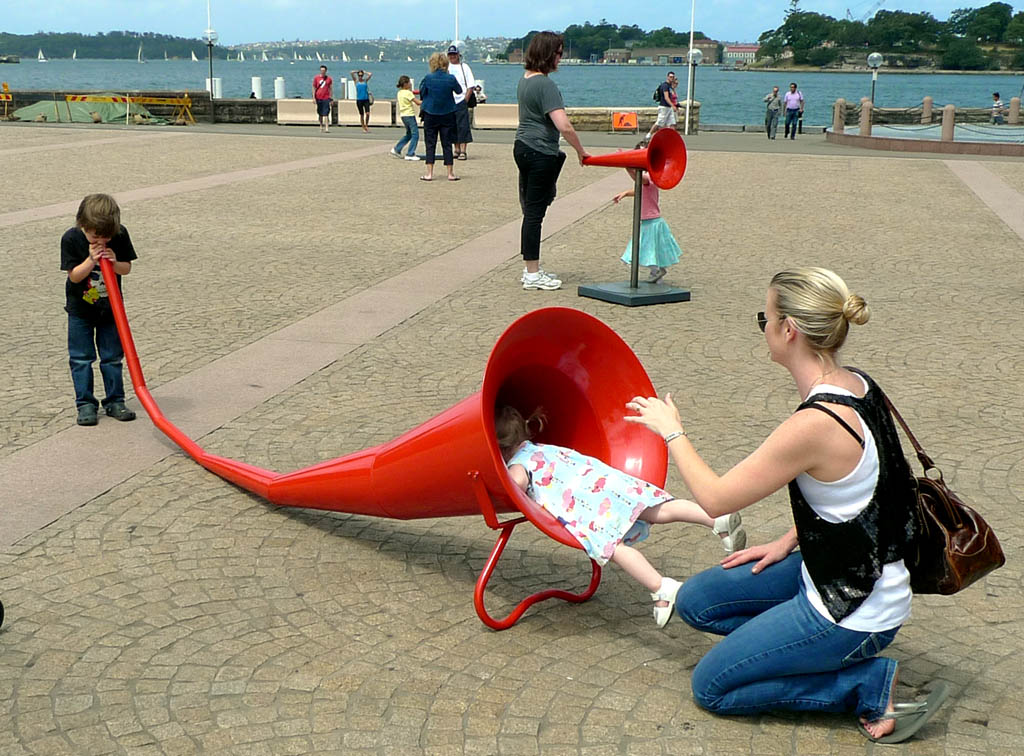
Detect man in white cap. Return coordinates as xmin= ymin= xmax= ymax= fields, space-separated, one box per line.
xmin=447 ymin=44 xmax=476 ymax=160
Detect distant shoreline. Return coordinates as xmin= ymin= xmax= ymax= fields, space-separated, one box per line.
xmin=735 ymin=66 xmax=1024 ymax=77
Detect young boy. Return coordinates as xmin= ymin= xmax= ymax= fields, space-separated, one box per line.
xmin=60 ymin=193 xmax=138 ymax=426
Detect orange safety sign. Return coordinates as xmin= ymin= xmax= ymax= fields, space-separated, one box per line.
xmin=64 ymin=93 xmax=195 ymax=125
xmin=0 ymin=94 xmax=12 ymax=101
xmin=66 ymin=95 xmax=130 ymax=103
xmin=612 ymin=111 xmax=638 ymax=132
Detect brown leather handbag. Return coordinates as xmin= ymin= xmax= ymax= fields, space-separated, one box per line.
xmin=883 ymin=393 xmax=1006 ymax=595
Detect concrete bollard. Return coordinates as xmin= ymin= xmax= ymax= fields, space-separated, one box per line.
xmin=941 ymin=104 xmax=955 ymax=141
xmin=1010 ymin=97 xmax=1021 ymax=125
xmin=251 ymin=77 xmax=263 ymax=100
xmin=274 ymin=77 xmax=286 ymax=99
xmin=832 ymin=98 xmax=846 ymax=133
xmin=922 ymin=96 xmax=933 ymax=124
xmin=859 ymin=100 xmax=872 ymax=136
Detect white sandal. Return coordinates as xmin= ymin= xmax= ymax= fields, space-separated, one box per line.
xmin=651 ymin=577 xmax=683 ymax=628
xmin=712 ymin=513 xmax=747 ymax=554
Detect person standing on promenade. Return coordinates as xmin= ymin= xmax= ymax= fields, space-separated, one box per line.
xmin=391 ymin=75 xmax=421 ymax=160
xmin=625 ymin=267 xmax=950 ymax=744
xmin=60 ymin=194 xmax=138 ymax=427
xmin=350 ymin=68 xmax=373 ymax=132
xmin=446 ymin=45 xmax=475 ymax=160
xmin=418 ymin=52 xmax=462 ymax=181
xmin=312 ymin=64 xmax=332 ymax=133
xmin=783 ymin=82 xmax=804 ymax=140
xmin=514 ymin=31 xmax=589 ymax=291
xmin=991 ymin=92 xmax=1006 ymax=124
xmin=764 ymin=86 xmax=782 ymax=140
xmin=646 ymin=71 xmax=678 ymax=140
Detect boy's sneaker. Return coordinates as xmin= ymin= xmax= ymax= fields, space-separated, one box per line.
xmin=404 ymin=154 xmax=421 ymax=161
xmin=76 ymin=404 xmax=98 ymax=426
xmin=522 ymin=270 xmax=562 ymax=290
xmin=105 ymin=402 xmax=136 ymax=422
xmin=389 ymin=149 xmax=402 ymax=158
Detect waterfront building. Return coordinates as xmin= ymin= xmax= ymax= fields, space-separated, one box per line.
xmin=723 ymin=44 xmax=759 ymax=67
xmin=607 ymin=40 xmax=720 ymax=65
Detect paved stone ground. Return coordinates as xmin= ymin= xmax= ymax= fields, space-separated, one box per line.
xmin=1 ymin=120 xmax=1022 ymax=755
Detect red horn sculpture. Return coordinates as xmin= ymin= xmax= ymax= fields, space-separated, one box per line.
xmin=100 ymin=259 xmax=667 ymax=629
xmin=583 ymin=126 xmax=687 ymax=189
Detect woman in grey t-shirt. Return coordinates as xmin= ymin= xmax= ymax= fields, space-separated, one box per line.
xmin=513 ymin=31 xmax=589 ymax=291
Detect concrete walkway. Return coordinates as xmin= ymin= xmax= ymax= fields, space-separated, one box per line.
xmin=0 ymin=121 xmax=1022 ymax=755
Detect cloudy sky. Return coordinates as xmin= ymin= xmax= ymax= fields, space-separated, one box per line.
xmin=6 ymin=1 xmax=1018 ymax=45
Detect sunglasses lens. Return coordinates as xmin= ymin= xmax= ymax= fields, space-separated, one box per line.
xmin=756 ymin=312 xmax=767 ymax=332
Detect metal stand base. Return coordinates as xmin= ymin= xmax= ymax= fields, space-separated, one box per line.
xmin=577 ymin=281 xmax=691 ymax=306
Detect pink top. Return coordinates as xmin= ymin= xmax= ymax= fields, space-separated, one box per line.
xmin=639 ymin=176 xmax=661 ymax=220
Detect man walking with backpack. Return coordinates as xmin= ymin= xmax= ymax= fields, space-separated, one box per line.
xmin=646 ymin=71 xmax=678 ymax=140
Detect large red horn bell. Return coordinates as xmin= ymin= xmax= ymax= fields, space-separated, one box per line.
xmin=582 ymin=127 xmax=687 ymax=189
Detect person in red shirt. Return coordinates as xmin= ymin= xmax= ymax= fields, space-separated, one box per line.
xmin=312 ymin=65 xmax=333 ymax=133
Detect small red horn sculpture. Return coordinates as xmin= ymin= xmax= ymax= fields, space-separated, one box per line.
xmin=582 ymin=126 xmax=687 ymax=189
xmin=100 ymin=259 xmax=667 ymax=629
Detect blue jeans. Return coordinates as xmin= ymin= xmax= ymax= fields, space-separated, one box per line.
xmin=395 ymin=115 xmax=419 ymax=156
xmin=677 ymin=553 xmax=899 ymax=719
xmin=785 ymin=108 xmax=800 ymax=138
xmin=68 ymin=312 xmax=126 ymax=408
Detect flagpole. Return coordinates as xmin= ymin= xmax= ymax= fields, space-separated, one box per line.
xmin=684 ymin=0 xmax=696 ymax=136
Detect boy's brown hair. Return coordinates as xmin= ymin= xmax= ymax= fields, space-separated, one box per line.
xmin=76 ymin=193 xmax=121 ymax=238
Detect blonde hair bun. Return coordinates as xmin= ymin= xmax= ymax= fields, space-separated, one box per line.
xmin=842 ymin=294 xmax=870 ymax=326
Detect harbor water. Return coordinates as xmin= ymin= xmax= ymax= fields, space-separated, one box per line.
xmin=2 ymin=58 xmax=1022 ymax=126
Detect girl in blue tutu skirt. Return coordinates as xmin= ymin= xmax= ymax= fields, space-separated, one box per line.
xmin=613 ymin=141 xmax=682 ymax=284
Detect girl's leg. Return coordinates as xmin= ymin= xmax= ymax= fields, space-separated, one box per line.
xmin=609 ymin=544 xmax=662 ymax=593
xmin=640 ymin=499 xmax=714 ymax=528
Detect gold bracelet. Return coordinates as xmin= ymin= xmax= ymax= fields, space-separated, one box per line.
xmin=663 ymin=430 xmax=686 ymax=445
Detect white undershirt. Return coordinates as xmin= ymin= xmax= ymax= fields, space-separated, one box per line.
xmin=798 ymin=377 xmax=912 ymax=632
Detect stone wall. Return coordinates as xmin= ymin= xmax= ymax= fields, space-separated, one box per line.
xmin=567 ymin=103 xmax=700 ymax=133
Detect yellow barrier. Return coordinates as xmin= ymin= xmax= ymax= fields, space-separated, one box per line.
xmin=64 ymin=93 xmax=196 ymax=125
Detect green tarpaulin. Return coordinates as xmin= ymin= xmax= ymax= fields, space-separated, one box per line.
xmin=12 ymin=94 xmax=164 ymax=124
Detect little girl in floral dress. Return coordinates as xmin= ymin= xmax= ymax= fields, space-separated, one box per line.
xmin=496 ymin=406 xmax=746 ymax=627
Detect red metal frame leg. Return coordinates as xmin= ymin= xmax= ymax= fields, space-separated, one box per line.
xmin=473 ymin=520 xmax=602 ymax=631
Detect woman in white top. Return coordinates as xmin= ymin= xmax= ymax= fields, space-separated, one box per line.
xmin=625 ymin=267 xmax=948 ymax=744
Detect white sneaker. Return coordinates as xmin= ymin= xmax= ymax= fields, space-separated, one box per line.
xmin=404 ymin=154 xmax=421 ymax=161
xmin=522 ymin=270 xmax=562 ymax=290
xmin=389 ymin=149 xmax=402 ymax=158
xmin=521 ymin=267 xmax=557 ymax=283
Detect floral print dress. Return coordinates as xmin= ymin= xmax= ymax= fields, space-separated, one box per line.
xmin=507 ymin=441 xmax=674 ymax=565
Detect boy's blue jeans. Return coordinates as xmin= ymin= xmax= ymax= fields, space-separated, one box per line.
xmin=395 ymin=115 xmax=419 ymax=156
xmin=676 ymin=553 xmax=898 ymax=719
xmin=68 ymin=312 xmax=126 ymax=408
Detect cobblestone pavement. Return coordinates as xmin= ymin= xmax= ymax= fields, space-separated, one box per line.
xmin=1 ymin=121 xmax=1022 ymax=755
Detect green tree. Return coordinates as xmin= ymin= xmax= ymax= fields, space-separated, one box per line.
xmin=1006 ymin=12 xmax=1024 ymax=44
xmin=830 ymin=19 xmax=869 ymax=47
xmin=941 ymin=37 xmax=989 ymax=69
xmin=966 ymin=2 xmax=1014 ymax=42
xmin=807 ymin=46 xmax=839 ymax=66
xmin=946 ymin=8 xmax=977 ymax=36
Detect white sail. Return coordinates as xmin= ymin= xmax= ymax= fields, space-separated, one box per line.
xmin=261 ymin=50 xmax=268 ymax=62
xmin=315 ymin=51 xmax=322 ymax=61
xmin=137 ymin=43 xmax=145 ymax=63
xmin=341 ymin=51 xmax=349 ymax=62
xmin=378 ymin=50 xmax=384 ymax=62
xmin=72 ymin=49 xmax=77 ymax=60
xmin=293 ymin=50 xmax=299 ymax=60
xmin=239 ymin=50 xmax=245 ymax=61
xmin=407 ymin=56 xmax=412 ymax=62
xmin=164 ymin=50 xmax=168 ymax=60
xmin=192 ymin=50 xmax=199 ymax=62
xmin=37 ymin=49 xmax=47 ymax=62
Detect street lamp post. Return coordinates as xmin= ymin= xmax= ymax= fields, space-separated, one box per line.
xmin=685 ymin=47 xmax=702 ymax=136
xmin=867 ymin=52 xmax=883 ymax=104
xmin=203 ymin=1 xmax=217 ymax=121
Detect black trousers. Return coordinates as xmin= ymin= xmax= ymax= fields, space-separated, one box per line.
xmin=513 ymin=141 xmax=566 ymax=261
xmin=422 ymin=111 xmax=456 ymax=165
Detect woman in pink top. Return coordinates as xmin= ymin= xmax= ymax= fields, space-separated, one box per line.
xmin=612 ymin=141 xmax=682 ymax=283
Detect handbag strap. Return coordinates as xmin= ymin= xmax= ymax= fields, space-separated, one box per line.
xmin=848 ymin=368 xmax=937 ymax=472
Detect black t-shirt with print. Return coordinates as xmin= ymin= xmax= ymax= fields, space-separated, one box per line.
xmin=60 ymin=226 xmax=137 ymax=320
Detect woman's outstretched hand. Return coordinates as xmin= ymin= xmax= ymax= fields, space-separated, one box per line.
xmin=624 ymin=393 xmax=684 ymax=439
xmin=720 ymin=538 xmax=791 ymax=574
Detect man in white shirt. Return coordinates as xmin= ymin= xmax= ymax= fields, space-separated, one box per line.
xmin=783 ymin=82 xmax=804 ymax=140
xmin=447 ymin=44 xmax=476 ymax=160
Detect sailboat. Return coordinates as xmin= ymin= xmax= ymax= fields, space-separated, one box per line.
xmin=315 ymin=51 xmax=322 ymax=62
xmin=164 ymin=50 xmax=168 ymax=61
xmin=238 ymin=50 xmax=245 ymax=62
xmin=72 ymin=49 xmax=77 ymax=61
xmin=341 ymin=51 xmax=349 ymax=62
xmin=137 ymin=43 xmax=145 ymax=64
xmin=407 ymin=56 xmax=413 ymax=62
xmin=378 ymin=50 xmax=385 ymax=62
xmin=191 ymin=50 xmax=199 ymax=62
xmin=261 ymin=50 xmax=268 ymax=62
xmin=37 ymin=49 xmax=47 ymax=63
